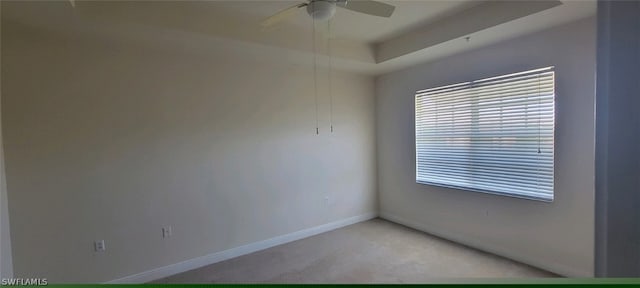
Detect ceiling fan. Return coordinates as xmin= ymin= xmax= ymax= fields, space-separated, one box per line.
xmin=261 ymin=0 xmax=395 ymax=28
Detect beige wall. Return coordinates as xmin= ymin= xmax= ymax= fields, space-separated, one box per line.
xmin=0 ymin=86 xmax=14 ymax=280
xmin=376 ymin=17 xmax=596 ymax=277
xmin=0 ymin=76 xmax=13 ymax=280
xmin=1 ymin=22 xmax=376 ymax=282
xmin=0 ymin=4 xmax=15 ymax=278
xmin=0 ymin=143 xmax=12 ymax=280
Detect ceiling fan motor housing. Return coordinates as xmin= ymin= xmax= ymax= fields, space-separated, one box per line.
xmin=307 ymin=0 xmax=336 ymax=21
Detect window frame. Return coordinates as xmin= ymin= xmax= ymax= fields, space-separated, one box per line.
xmin=414 ymin=67 xmax=556 ymax=202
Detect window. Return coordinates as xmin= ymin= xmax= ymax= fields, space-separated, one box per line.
xmin=415 ymin=67 xmax=555 ymax=201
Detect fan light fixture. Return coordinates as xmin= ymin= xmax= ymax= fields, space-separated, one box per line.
xmin=306 ymin=1 xmax=336 ymax=21
xmin=260 ymin=0 xmax=394 ymax=28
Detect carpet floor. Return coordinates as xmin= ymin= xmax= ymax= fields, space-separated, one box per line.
xmin=156 ymin=218 xmax=556 ymax=283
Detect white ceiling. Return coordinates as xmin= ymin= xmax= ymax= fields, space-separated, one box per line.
xmin=1 ymin=0 xmax=596 ymax=75
xmin=212 ymin=0 xmax=481 ymax=43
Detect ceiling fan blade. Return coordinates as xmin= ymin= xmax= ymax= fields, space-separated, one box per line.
xmin=260 ymin=3 xmax=307 ymax=28
xmin=336 ymin=0 xmax=395 ymax=17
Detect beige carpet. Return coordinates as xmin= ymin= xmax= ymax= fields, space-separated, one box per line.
xmin=156 ymin=218 xmax=556 ymax=283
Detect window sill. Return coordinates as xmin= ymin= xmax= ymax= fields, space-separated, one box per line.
xmin=416 ymin=180 xmax=554 ymax=202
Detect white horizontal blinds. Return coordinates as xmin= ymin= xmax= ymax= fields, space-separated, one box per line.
xmin=415 ymin=67 xmax=555 ymax=201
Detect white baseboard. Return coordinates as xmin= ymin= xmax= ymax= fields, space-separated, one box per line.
xmin=379 ymin=211 xmax=590 ymax=278
xmin=106 ymin=212 xmax=377 ymax=283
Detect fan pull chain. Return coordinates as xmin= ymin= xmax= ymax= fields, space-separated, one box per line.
xmin=328 ymin=19 xmax=334 ymax=133
xmin=312 ymin=18 xmax=319 ymax=135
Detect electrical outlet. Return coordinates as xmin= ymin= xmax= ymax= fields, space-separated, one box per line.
xmin=162 ymin=226 xmax=172 ymax=238
xmin=94 ymin=240 xmax=106 ymax=252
